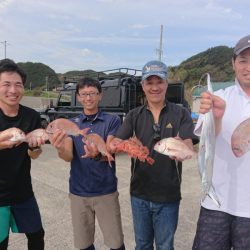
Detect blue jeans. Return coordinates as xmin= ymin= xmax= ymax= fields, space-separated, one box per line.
xmin=131 ymin=196 xmax=180 ymax=250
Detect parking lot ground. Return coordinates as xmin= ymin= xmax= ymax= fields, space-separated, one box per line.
xmin=8 ymin=144 xmax=201 ymax=250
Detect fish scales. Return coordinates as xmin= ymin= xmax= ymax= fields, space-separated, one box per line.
xmin=46 ymin=118 xmax=89 ymax=137
xmin=231 ymin=118 xmax=250 ymax=157
xmin=154 ymin=137 xmax=195 ymax=160
xmin=82 ymin=133 xmax=114 ymax=167
xmin=26 ymin=129 xmax=50 ymax=142
xmin=115 ymin=137 xmax=154 ymax=165
xmin=1 ymin=127 xmax=26 ymax=142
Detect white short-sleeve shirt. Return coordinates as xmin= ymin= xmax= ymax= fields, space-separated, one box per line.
xmin=195 ymin=79 xmax=250 ymax=217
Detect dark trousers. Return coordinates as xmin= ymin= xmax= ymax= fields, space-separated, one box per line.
xmin=193 ymin=207 xmax=250 ymax=250
xmin=0 ymin=228 xmax=44 ymax=250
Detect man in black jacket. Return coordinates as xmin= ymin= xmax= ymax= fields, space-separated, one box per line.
xmin=110 ymin=60 xmax=197 ymax=250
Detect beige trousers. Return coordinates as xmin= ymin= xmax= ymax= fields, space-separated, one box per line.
xmin=69 ymin=191 xmax=124 ymax=249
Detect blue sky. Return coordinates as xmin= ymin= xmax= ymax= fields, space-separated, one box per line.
xmin=0 ymin=0 xmax=249 ymax=73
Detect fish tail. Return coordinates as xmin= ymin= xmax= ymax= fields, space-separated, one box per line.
xmin=201 ymin=186 xmax=221 ymax=208
xmin=146 ymin=156 xmax=155 ymax=165
xmin=107 ymin=154 xmax=114 ymax=167
xmin=208 ymin=186 xmax=221 ymax=207
xmin=80 ymin=128 xmax=90 ymax=137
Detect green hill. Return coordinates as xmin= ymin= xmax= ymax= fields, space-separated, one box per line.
xmin=60 ymin=45 xmax=235 ymax=90
xmin=169 ymin=46 xmax=234 ymax=88
xmin=18 ymin=62 xmax=61 ymax=90
xmin=18 ymin=45 xmax=235 ymax=94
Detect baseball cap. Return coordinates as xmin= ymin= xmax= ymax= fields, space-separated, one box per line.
xmin=142 ymin=60 xmax=168 ymax=81
xmin=234 ymin=35 xmax=250 ymax=55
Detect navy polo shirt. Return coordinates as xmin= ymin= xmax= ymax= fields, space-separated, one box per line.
xmin=69 ymin=111 xmax=121 ymax=197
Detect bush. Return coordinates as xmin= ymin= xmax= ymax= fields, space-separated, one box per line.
xmin=33 ymin=89 xmax=43 ymax=97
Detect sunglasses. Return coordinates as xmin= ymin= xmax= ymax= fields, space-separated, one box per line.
xmin=153 ymin=123 xmax=161 ymax=141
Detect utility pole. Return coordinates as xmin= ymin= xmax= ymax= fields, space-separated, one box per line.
xmin=0 ymin=41 xmax=9 ymax=58
xmin=45 ymin=76 xmax=49 ymax=92
xmin=156 ymin=25 xmax=164 ymax=61
xmin=45 ymin=76 xmax=50 ymax=106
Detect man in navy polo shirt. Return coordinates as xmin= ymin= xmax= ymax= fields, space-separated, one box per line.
xmin=50 ymin=77 xmax=125 ymax=250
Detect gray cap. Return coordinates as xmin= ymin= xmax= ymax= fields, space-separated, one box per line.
xmin=234 ymin=35 xmax=250 ymax=55
xmin=142 ymin=60 xmax=168 ymax=81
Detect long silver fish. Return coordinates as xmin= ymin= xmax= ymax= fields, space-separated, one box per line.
xmin=231 ymin=118 xmax=250 ymax=157
xmin=198 ymin=73 xmax=220 ymax=207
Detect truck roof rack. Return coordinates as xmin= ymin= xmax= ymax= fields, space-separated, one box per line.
xmin=63 ymin=68 xmax=142 ymax=87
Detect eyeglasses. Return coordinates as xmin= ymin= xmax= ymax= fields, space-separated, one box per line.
xmin=78 ymin=92 xmax=99 ymax=98
xmin=153 ymin=123 xmax=161 ymax=141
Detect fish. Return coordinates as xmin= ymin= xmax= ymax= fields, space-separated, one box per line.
xmin=46 ymin=118 xmax=89 ymax=137
xmin=231 ymin=118 xmax=250 ymax=157
xmin=198 ymin=73 xmax=220 ymax=207
xmin=0 ymin=127 xmax=26 ymax=142
xmin=46 ymin=118 xmax=114 ymax=165
xmin=82 ymin=133 xmax=114 ymax=167
xmin=154 ymin=137 xmax=196 ymax=161
xmin=26 ymin=128 xmax=50 ymax=143
xmin=115 ymin=137 xmax=154 ymax=165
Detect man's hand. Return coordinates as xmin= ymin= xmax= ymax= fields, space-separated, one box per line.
xmin=168 ymin=137 xmax=194 ymax=162
xmin=108 ymin=137 xmax=123 ymax=153
xmin=199 ymin=92 xmax=226 ymax=135
xmin=49 ymin=129 xmax=73 ymax=162
xmin=49 ymin=129 xmax=68 ymax=152
xmin=26 ymin=130 xmax=47 ymax=159
xmin=199 ymin=92 xmax=226 ymax=119
xmin=0 ymin=132 xmax=17 ymax=149
xmin=27 ymin=134 xmax=46 ymax=149
xmin=82 ymin=140 xmax=100 ymax=158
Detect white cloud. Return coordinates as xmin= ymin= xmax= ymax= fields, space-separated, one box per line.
xmin=0 ymin=0 xmax=13 ymax=10
xmin=81 ymin=48 xmax=92 ymax=57
xmin=0 ymin=0 xmax=249 ymax=72
xmin=131 ymin=24 xmax=149 ymax=29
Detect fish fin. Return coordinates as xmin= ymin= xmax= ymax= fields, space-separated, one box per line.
xmin=208 ymin=187 xmax=221 ymax=207
xmin=107 ymin=155 xmax=114 ymax=167
xmin=146 ymin=157 xmax=154 ymax=165
xmin=101 ymin=154 xmax=114 ymax=167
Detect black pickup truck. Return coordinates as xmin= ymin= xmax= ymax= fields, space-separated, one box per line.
xmin=38 ymin=68 xmax=190 ymax=128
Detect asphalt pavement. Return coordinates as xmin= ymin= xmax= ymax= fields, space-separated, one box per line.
xmin=8 ymin=144 xmax=201 ymax=250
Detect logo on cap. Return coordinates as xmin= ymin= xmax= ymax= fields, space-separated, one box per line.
xmin=142 ymin=60 xmax=168 ymax=81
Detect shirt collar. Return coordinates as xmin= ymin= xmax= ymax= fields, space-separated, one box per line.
xmin=146 ymin=102 xmax=167 ymax=111
xmin=80 ymin=110 xmax=105 ymax=122
xmin=235 ymin=78 xmax=250 ymax=100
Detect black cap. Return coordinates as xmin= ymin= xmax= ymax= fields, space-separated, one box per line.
xmin=234 ymin=35 xmax=250 ymax=55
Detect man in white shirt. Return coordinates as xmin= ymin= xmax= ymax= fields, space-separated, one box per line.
xmin=193 ymin=35 xmax=250 ymax=249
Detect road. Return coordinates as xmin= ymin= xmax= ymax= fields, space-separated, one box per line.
xmin=8 ymin=144 xmax=201 ymax=250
